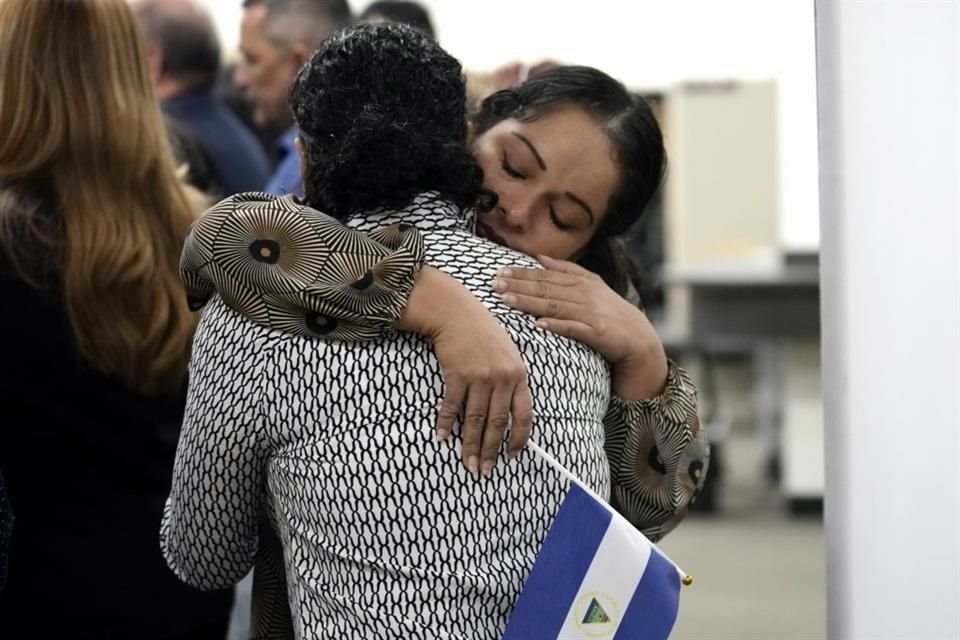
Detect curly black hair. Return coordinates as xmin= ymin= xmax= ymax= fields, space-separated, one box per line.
xmin=289 ymin=22 xmax=491 ymax=220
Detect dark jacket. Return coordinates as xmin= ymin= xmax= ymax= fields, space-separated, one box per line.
xmin=163 ymin=88 xmax=271 ymax=197
xmin=0 ymin=472 xmax=11 ymax=595
xmin=0 ymin=187 xmax=232 ymax=639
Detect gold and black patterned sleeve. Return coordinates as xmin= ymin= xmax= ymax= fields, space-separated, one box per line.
xmin=603 ymin=361 xmax=710 ymax=542
xmin=180 ymin=193 xmax=425 ymax=341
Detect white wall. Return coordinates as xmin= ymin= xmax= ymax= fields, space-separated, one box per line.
xmin=200 ymin=0 xmax=820 ymax=250
xmin=817 ymin=1 xmax=960 ymax=638
xmin=416 ymin=0 xmax=821 ymax=252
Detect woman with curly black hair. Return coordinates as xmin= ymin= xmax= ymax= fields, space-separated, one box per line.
xmin=287 ymin=17 xmax=492 ymax=223
xmin=163 ymin=22 xmax=703 ymax=639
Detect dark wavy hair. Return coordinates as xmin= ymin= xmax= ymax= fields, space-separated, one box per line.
xmin=289 ymin=22 xmax=491 ymax=220
xmin=473 ymin=66 xmax=667 ymax=301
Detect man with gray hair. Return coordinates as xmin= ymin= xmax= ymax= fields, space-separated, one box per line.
xmin=236 ymin=0 xmax=352 ymax=196
xmin=134 ymin=0 xmax=272 ymax=196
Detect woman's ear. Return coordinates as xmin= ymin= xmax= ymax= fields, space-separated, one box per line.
xmin=466 ymin=120 xmax=477 ymax=145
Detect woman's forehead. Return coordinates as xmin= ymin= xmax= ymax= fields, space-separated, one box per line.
xmin=468 ymin=104 xmax=621 ymax=227
xmin=508 ymin=107 xmax=612 ymax=159
xmin=511 ymin=108 xmax=620 ymax=197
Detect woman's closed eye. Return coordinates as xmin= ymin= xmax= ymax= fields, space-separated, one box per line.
xmin=501 ymin=153 xmax=525 ymax=179
xmin=549 ymin=206 xmax=576 ymax=232
xmin=501 ymin=151 xmax=576 ymax=231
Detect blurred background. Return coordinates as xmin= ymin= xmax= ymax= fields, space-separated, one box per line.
xmin=228 ymin=0 xmax=827 ymax=637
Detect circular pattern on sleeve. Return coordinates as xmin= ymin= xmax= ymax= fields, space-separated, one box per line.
xmin=179 ymin=192 xmax=425 ymax=341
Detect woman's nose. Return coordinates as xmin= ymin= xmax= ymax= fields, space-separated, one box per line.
xmin=499 ymin=202 xmax=531 ymax=230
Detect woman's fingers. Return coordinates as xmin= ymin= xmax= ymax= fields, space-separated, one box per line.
xmin=479 ymin=385 xmax=514 ymax=474
xmin=535 ymin=318 xmax=595 ymax=343
xmin=500 ymin=292 xmax=589 ymax=322
xmin=536 ymin=255 xmax=594 ymax=277
xmin=439 ymin=374 xmax=532 ymax=475
xmin=506 ymin=377 xmax=534 ymax=458
xmin=459 ymin=383 xmax=493 ymax=474
xmin=496 ymin=265 xmax=582 ymax=287
xmin=494 ymin=262 xmax=598 ymax=311
xmin=493 ymin=274 xmax=583 ymax=303
xmin=430 ymin=296 xmax=534 ymax=474
xmin=436 ymin=377 xmax=466 ymax=441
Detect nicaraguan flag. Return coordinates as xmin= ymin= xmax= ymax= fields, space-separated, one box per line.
xmin=503 ymin=444 xmax=683 ymax=640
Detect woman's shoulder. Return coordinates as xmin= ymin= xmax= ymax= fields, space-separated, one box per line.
xmin=0 ymin=177 xmax=56 ymax=219
xmin=192 ymin=191 xmax=342 ymax=246
xmin=0 ymin=181 xmax=61 ymax=292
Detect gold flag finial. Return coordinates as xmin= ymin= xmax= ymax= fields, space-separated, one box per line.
xmin=682 ymin=575 xmax=694 ymax=587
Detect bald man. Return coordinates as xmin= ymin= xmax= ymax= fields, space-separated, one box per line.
xmin=134 ymin=0 xmax=271 ymax=196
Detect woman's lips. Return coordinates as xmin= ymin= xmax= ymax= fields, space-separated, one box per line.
xmin=476 ymin=220 xmax=510 ymax=248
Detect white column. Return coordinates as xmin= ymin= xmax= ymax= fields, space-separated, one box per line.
xmin=816 ymin=1 xmax=960 ymax=638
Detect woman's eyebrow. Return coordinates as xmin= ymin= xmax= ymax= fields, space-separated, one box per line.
xmin=511 ymin=132 xmax=546 ymax=170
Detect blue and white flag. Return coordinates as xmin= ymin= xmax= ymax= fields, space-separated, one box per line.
xmin=503 ymin=443 xmax=684 ymax=640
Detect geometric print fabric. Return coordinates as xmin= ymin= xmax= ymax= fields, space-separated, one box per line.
xmin=180 ymin=191 xmax=426 ymax=341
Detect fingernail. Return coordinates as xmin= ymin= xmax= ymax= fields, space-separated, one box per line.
xmin=481 ymin=460 xmax=494 ymax=476
xmin=492 ymin=278 xmax=506 ymax=291
xmin=502 ymin=293 xmax=516 ymax=305
xmin=436 ymin=428 xmax=450 ymax=442
xmin=536 ymin=319 xmax=548 ymax=329
xmin=467 ymin=456 xmax=479 ymax=473
xmin=507 ymin=449 xmax=520 ymax=459
xmin=498 ymin=268 xmax=513 ymax=277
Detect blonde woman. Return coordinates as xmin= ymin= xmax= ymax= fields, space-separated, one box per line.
xmin=0 ymin=1 xmax=231 ymax=636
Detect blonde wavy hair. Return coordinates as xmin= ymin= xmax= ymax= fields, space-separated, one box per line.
xmin=0 ymin=0 xmax=199 ymax=395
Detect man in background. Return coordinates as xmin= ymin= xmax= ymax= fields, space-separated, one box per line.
xmin=135 ymin=0 xmax=271 ymax=197
xmin=359 ymin=0 xmax=435 ymax=38
xmin=236 ymin=0 xmax=352 ymax=196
